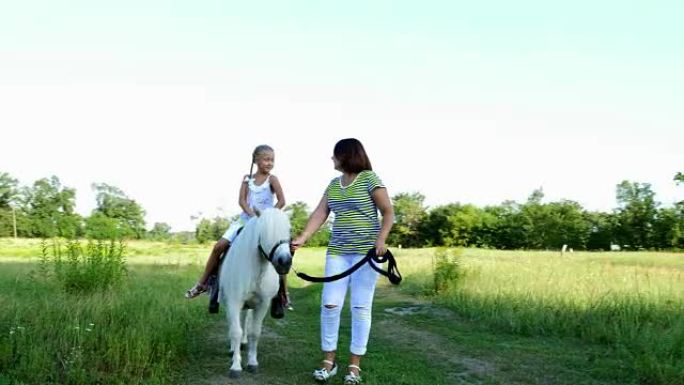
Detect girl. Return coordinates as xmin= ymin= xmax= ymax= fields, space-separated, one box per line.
xmin=185 ymin=144 xmax=291 ymax=311
xmin=292 ymin=138 xmax=394 ymax=385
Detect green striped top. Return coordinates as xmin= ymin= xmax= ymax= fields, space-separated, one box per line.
xmin=326 ymin=170 xmax=385 ymax=256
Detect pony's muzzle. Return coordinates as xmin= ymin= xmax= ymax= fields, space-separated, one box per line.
xmin=272 ymin=244 xmax=292 ymax=275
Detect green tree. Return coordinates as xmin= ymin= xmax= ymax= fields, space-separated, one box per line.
xmin=0 ymin=172 xmax=19 ymax=237
xmin=285 ymin=201 xmax=331 ymax=246
xmin=519 ymin=190 xmax=589 ymax=250
xmin=653 ymin=207 xmax=683 ymax=249
xmin=420 ymin=204 xmax=458 ymax=246
xmin=584 ymin=211 xmax=617 ymax=250
xmin=387 ymin=192 xmax=427 ymax=248
xmin=285 ymin=201 xmax=309 ymax=238
xmin=614 ymin=181 xmax=659 ymax=249
xmin=148 ymin=222 xmax=172 ymax=241
xmin=22 ymin=176 xmax=82 ymax=238
xmin=0 ymin=172 xmax=18 ymax=209
xmin=485 ymin=201 xmax=526 ymax=249
xmin=209 ymin=217 xmax=230 ymax=240
xmin=470 ymin=206 xmax=501 ymax=248
xmin=420 ymin=203 xmax=483 ymax=247
xmin=657 ymin=172 xmax=684 ymax=249
xmin=308 ymin=221 xmax=331 ymax=247
xmin=84 ymin=212 xmax=120 ymax=239
xmin=519 ymin=189 xmax=548 ymax=249
xmin=90 ymin=183 xmax=146 ymax=239
xmin=195 ymin=218 xmax=213 ymax=244
xmin=674 ymin=171 xmax=684 ymax=185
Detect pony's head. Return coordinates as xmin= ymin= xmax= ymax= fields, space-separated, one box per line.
xmin=256 ymin=208 xmax=293 ymax=275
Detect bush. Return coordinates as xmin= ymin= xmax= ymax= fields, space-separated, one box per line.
xmin=39 ymin=239 xmax=127 ymax=293
xmin=432 ymin=247 xmax=463 ymax=293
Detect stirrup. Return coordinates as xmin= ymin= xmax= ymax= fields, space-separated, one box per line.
xmin=313 ymin=360 xmax=337 ymax=382
xmin=344 ymin=365 xmax=362 ymax=385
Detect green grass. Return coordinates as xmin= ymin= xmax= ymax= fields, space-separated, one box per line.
xmin=393 ymin=248 xmax=684 ymax=385
xmin=0 ymin=263 xmax=211 ymax=385
xmin=1 ymin=239 xmax=683 ymax=385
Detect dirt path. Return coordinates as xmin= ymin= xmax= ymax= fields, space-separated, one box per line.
xmin=181 ymin=286 xmax=622 ymax=385
xmin=182 ymin=318 xmax=292 ymax=385
xmin=181 ymin=287 xmax=504 ymax=385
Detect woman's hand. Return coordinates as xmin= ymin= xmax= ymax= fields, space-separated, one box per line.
xmin=291 ymin=235 xmax=307 ymax=251
xmin=375 ymin=238 xmax=387 ymax=257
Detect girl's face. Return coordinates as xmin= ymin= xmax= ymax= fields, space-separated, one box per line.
xmin=255 ymin=151 xmax=275 ymax=173
xmin=331 ymin=155 xmax=342 ymax=172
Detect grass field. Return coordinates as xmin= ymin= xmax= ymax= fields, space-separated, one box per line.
xmin=0 ymin=238 xmax=682 ymax=385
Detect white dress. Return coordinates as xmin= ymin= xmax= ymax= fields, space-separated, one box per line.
xmin=221 ymin=175 xmax=275 ymax=242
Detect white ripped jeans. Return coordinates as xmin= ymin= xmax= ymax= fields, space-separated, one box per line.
xmin=320 ymin=252 xmax=379 ymax=355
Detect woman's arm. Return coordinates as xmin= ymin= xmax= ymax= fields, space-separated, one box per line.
xmin=372 ymin=187 xmax=394 ymax=256
xmin=270 ymin=175 xmax=286 ymax=209
xmin=238 ymin=177 xmax=256 ymax=217
xmin=292 ymin=195 xmax=330 ymax=248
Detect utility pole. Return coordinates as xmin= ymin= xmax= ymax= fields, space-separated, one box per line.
xmin=12 ymin=206 xmax=17 ymax=239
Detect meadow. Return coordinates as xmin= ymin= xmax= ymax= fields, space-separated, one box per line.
xmin=0 ymin=238 xmax=682 ymax=385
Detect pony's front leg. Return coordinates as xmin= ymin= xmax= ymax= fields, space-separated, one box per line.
xmin=240 ymin=310 xmax=250 ymax=347
xmin=227 ymin=307 xmax=243 ymax=378
xmin=246 ymin=301 xmax=270 ymax=373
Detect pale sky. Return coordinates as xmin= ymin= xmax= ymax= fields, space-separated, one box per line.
xmin=1 ymin=0 xmax=683 ymax=231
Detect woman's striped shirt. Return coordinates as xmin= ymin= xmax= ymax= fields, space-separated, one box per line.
xmin=326 ymin=170 xmax=385 ymax=256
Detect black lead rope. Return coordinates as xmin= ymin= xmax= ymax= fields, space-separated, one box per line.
xmin=295 ymin=248 xmax=402 ymax=285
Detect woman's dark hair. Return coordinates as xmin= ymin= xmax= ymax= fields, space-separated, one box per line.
xmin=333 ymin=138 xmax=372 ymax=173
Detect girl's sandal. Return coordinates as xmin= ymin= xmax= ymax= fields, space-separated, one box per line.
xmin=343 ymin=365 xmax=362 ymax=385
xmin=312 ymin=360 xmax=337 ymax=382
xmin=184 ymin=283 xmax=207 ymax=299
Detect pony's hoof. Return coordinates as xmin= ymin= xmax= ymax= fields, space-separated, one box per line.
xmin=229 ymin=370 xmax=241 ymax=378
xmin=246 ymin=365 xmax=258 ymax=374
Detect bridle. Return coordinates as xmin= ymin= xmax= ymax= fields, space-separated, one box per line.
xmin=258 ymin=238 xmax=291 ymax=262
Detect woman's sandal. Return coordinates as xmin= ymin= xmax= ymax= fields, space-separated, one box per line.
xmin=184 ymin=283 xmax=207 ymax=299
xmin=312 ymin=360 xmax=337 ymax=382
xmin=343 ymin=364 xmax=362 ymax=385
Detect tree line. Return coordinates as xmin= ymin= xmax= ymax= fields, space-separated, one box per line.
xmin=386 ymin=174 xmax=684 ymax=251
xmin=0 ymin=172 xmax=147 ymax=240
xmin=1 ymin=170 xmax=682 ymax=250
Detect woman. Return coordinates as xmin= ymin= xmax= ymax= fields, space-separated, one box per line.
xmin=292 ymin=138 xmax=394 ymax=384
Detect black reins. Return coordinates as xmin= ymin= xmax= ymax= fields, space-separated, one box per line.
xmin=295 ymin=248 xmax=402 ymax=285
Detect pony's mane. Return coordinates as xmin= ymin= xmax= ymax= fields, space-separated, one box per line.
xmin=257 ymin=208 xmax=291 ymax=246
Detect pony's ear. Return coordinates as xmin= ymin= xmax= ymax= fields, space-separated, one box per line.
xmin=254 ymin=208 xmax=262 ymax=217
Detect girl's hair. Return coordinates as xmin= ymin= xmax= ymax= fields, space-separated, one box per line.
xmin=333 ymin=138 xmax=372 ymax=173
xmin=248 ymin=144 xmax=275 ymax=179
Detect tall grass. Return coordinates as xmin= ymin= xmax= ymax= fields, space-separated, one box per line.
xmin=0 ymin=260 xmax=209 ymax=384
xmin=1 ymin=240 xmax=683 ymax=384
xmin=38 ymin=239 xmax=127 ymax=293
xmin=394 ymin=248 xmax=684 ymax=385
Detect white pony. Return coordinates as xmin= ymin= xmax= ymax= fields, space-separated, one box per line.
xmin=218 ymin=208 xmax=292 ymax=378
